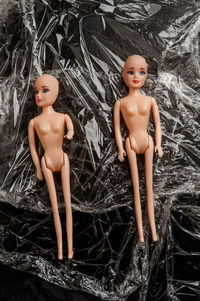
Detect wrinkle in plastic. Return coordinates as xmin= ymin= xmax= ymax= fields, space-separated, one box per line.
xmin=0 ymin=0 xmax=200 ymax=300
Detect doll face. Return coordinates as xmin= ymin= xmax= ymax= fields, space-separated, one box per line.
xmin=34 ymin=74 xmax=59 ymax=107
xmin=122 ymin=55 xmax=147 ymax=89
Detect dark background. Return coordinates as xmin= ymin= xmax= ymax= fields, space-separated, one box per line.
xmin=0 ymin=0 xmax=200 ymax=300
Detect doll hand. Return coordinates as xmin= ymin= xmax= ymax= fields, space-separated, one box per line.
xmin=118 ymin=149 xmax=126 ymax=162
xmin=36 ymin=168 xmax=43 ymax=181
xmin=155 ymin=145 xmax=163 ymax=157
xmin=64 ymin=131 xmax=74 ymax=140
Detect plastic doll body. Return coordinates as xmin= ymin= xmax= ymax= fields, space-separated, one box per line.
xmin=114 ymin=55 xmax=163 ymax=242
xmin=28 ymin=74 xmax=74 ymax=259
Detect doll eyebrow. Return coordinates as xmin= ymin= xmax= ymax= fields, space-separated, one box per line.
xmin=34 ymin=86 xmax=49 ymax=89
xmin=127 ymin=67 xmax=146 ymax=71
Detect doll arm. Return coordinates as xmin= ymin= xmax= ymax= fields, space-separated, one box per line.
xmin=64 ymin=114 xmax=74 ymax=140
xmin=151 ymin=97 xmax=163 ymax=157
xmin=28 ymin=119 xmax=43 ymax=180
xmin=114 ymin=100 xmax=126 ymax=162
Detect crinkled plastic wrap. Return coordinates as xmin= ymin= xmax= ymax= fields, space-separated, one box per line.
xmin=0 ymin=0 xmax=200 ymax=300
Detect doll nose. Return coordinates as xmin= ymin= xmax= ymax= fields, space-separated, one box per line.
xmin=37 ymin=91 xmax=42 ymax=98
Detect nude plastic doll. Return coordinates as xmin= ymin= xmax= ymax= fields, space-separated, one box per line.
xmin=114 ymin=55 xmax=163 ymax=242
xmin=28 ymin=74 xmax=74 ymax=259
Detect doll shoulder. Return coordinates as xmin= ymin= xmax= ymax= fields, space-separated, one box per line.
xmin=114 ymin=99 xmax=120 ymax=107
xmin=29 ymin=117 xmax=37 ymax=128
xmin=29 ymin=115 xmax=42 ymax=128
xmin=148 ymin=96 xmax=157 ymax=106
xmin=115 ymin=96 xmax=128 ymax=109
xmin=64 ymin=113 xmax=72 ymax=121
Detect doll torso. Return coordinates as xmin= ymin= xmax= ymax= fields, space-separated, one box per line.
xmin=120 ymin=95 xmax=152 ymax=154
xmin=33 ymin=112 xmax=66 ymax=172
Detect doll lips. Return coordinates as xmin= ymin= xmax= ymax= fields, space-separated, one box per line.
xmin=133 ymin=80 xmax=139 ymax=84
xmin=37 ymin=99 xmax=42 ymax=103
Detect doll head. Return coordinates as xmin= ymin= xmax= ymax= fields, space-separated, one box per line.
xmin=34 ymin=74 xmax=59 ymax=107
xmin=122 ymin=55 xmax=147 ymax=89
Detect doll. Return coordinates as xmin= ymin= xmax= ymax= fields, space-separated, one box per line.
xmin=28 ymin=74 xmax=74 ymax=259
xmin=114 ymin=55 xmax=163 ymax=242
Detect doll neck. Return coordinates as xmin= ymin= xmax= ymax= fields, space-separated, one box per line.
xmin=128 ymin=88 xmax=142 ymax=97
xmin=41 ymin=105 xmax=55 ymax=114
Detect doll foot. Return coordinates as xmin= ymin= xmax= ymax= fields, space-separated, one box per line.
xmin=58 ymin=253 xmax=63 ymax=260
xmin=68 ymin=250 xmax=74 ymax=259
xmin=150 ymin=241 xmax=158 ymax=247
xmin=152 ymin=235 xmax=158 ymax=242
xmin=138 ymin=236 xmax=144 ymax=243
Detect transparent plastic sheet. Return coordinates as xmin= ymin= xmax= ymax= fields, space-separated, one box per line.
xmin=0 ymin=0 xmax=199 ymax=300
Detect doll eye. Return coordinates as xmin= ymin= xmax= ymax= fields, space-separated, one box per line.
xmin=34 ymin=90 xmax=38 ymax=94
xmin=140 ymin=71 xmax=146 ymax=75
xmin=43 ymin=88 xmax=49 ymax=93
xmin=128 ymin=71 xmax=134 ymax=75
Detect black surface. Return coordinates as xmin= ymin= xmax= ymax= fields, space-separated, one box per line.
xmin=0 ymin=0 xmax=200 ymax=300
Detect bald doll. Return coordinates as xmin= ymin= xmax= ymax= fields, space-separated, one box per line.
xmin=28 ymin=74 xmax=74 ymax=259
xmin=114 ymin=55 xmax=163 ymax=242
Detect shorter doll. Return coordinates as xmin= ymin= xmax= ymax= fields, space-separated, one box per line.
xmin=28 ymin=74 xmax=74 ymax=259
xmin=114 ymin=55 xmax=163 ymax=242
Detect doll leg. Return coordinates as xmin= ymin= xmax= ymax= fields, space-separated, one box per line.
xmin=61 ymin=153 xmax=73 ymax=259
xmin=41 ymin=157 xmax=63 ymax=260
xmin=144 ymin=136 xmax=157 ymax=241
xmin=125 ymin=138 xmax=144 ymax=242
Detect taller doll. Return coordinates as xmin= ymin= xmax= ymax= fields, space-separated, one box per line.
xmin=28 ymin=74 xmax=74 ymax=259
xmin=114 ymin=55 xmax=163 ymax=242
